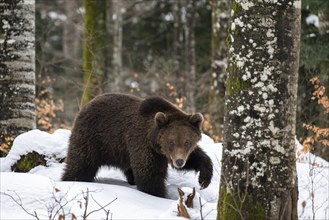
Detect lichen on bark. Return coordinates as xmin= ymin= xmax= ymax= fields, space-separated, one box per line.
xmin=0 ymin=0 xmax=36 ymax=144
xmin=218 ymin=0 xmax=300 ymax=219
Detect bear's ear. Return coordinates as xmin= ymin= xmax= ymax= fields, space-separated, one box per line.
xmin=189 ymin=113 xmax=204 ymax=130
xmin=155 ymin=112 xmax=169 ymax=128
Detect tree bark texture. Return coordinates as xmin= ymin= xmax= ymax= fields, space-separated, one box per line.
xmin=209 ymin=0 xmax=230 ymax=140
xmin=173 ymin=0 xmax=184 ymax=87
xmin=81 ymin=0 xmax=108 ymax=106
xmin=218 ymin=0 xmax=300 ymax=219
xmin=184 ymin=0 xmax=196 ymax=113
xmin=111 ymin=0 xmax=123 ymax=92
xmin=63 ymin=0 xmax=81 ymax=61
xmin=172 ymin=0 xmax=196 ymax=112
xmin=0 ymin=0 xmax=36 ymax=140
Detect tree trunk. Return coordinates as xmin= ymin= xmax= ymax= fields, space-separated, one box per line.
xmin=111 ymin=0 xmax=123 ymax=92
xmin=317 ymin=10 xmax=329 ymax=135
xmin=218 ymin=0 xmax=301 ymax=219
xmin=184 ymin=0 xmax=196 ymax=112
xmin=0 ymin=0 xmax=36 ymax=145
xmin=172 ymin=0 xmax=196 ymax=112
xmin=173 ymin=0 xmax=184 ymax=100
xmin=209 ymin=0 xmax=230 ymax=140
xmin=63 ymin=0 xmax=80 ymax=61
xmin=81 ymin=0 xmax=108 ymax=106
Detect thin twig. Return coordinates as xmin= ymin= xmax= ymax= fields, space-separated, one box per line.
xmin=199 ymin=197 xmax=204 ymax=220
xmin=86 ymin=194 xmax=117 ymax=219
xmin=1 ymin=191 xmax=40 ymax=220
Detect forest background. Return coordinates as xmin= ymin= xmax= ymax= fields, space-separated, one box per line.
xmin=0 ymin=0 xmax=328 ymax=219
xmin=2 ymin=0 xmax=328 ymax=160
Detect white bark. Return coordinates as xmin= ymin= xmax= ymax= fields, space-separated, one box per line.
xmin=0 ymin=0 xmax=36 ymax=136
xmin=219 ymin=0 xmax=300 ymax=219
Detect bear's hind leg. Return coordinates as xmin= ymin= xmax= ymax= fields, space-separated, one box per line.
xmin=124 ymin=168 xmax=135 ymax=185
xmin=62 ymin=157 xmax=99 ymax=182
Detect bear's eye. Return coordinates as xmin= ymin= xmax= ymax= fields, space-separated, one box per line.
xmin=184 ymin=141 xmax=190 ymax=148
xmin=168 ymin=140 xmax=175 ymax=147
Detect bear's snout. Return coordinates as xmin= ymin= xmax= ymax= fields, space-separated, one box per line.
xmin=175 ymin=159 xmax=185 ymax=168
xmin=170 ymin=154 xmax=187 ymax=168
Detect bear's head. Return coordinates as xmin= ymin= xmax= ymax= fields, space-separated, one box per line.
xmin=153 ymin=112 xmax=203 ymax=169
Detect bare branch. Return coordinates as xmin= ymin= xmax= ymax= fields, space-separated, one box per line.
xmin=1 ymin=191 xmax=40 ymax=220
xmin=87 ymin=194 xmax=117 ymax=219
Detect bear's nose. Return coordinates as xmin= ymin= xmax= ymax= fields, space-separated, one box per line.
xmin=175 ymin=159 xmax=184 ymax=168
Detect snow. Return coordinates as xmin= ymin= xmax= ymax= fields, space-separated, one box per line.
xmin=23 ymin=0 xmax=35 ymax=5
xmin=1 ymin=129 xmax=328 ymax=219
xmin=306 ymin=14 xmax=320 ymax=28
xmin=0 ymin=129 xmax=69 ymax=172
xmin=47 ymin=11 xmax=67 ymax=21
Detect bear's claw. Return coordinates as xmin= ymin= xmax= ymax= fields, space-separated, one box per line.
xmin=199 ymin=178 xmax=211 ymax=189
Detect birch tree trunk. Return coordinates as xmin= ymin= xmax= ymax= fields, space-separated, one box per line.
xmin=0 ymin=0 xmax=36 ymax=144
xmin=81 ymin=0 xmax=108 ymax=106
xmin=218 ymin=0 xmax=301 ymax=219
xmin=209 ymin=0 xmax=230 ymax=140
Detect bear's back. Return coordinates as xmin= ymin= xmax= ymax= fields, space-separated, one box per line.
xmin=81 ymin=93 xmax=142 ymax=115
xmin=72 ymin=93 xmax=188 ymax=141
xmin=139 ymin=96 xmax=185 ymax=118
xmin=72 ymin=93 xmax=143 ymax=134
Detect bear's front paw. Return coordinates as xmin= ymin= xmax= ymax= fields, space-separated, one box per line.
xmin=198 ymin=171 xmax=212 ymax=189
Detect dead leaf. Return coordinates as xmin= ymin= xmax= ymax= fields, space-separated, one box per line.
xmin=177 ymin=202 xmax=190 ymax=218
xmin=177 ymin=188 xmax=190 ymax=218
xmin=185 ymin=187 xmax=195 ymax=208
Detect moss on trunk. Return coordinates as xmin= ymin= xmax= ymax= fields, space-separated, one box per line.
xmin=218 ymin=186 xmax=265 ymax=220
xmin=81 ymin=0 xmax=107 ymax=106
xmin=12 ymin=151 xmax=46 ymax=172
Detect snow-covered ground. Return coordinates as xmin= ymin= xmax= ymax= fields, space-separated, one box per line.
xmin=0 ymin=129 xmax=328 ymax=219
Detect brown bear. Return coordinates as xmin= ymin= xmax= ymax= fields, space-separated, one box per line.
xmin=62 ymin=93 xmax=213 ymax=198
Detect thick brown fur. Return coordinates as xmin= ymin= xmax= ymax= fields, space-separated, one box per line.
xmin=62 ymin=93 xmax=213 ymax=198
